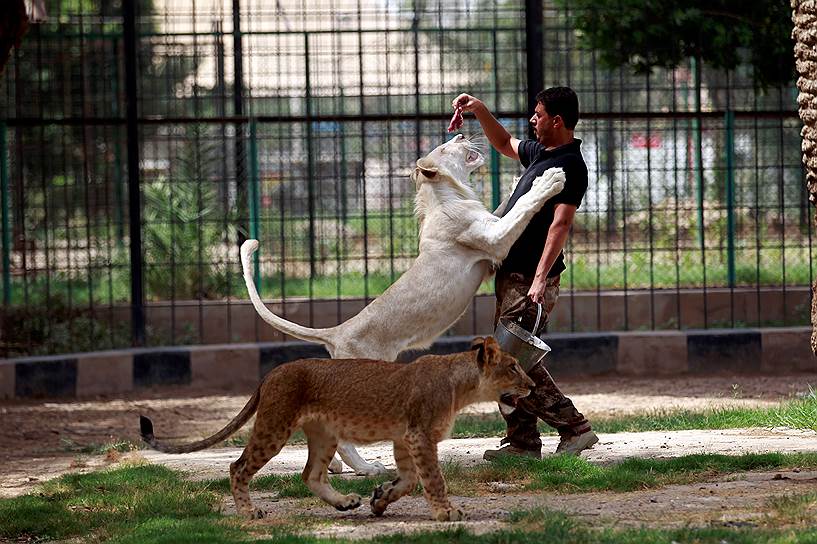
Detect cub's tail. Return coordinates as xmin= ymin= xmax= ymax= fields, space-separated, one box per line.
xmin=140 ymin=387 xmax=260 ymax=454
xmin=240 ymin=239 xmax=337 ymax=349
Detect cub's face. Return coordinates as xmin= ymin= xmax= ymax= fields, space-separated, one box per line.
xmin=473 ymin=337 xmax=535 ymax=407
xmin=413 ymin=134 xmax=485 ymax=185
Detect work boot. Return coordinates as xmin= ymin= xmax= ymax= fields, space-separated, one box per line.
xmin=483 ymin=443 xmax=541 ymax=461
xmin=554 ymin=430 xmax=599 ymax=456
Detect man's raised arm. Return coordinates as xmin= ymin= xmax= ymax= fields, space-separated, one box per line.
xmin=452 ymin=94 xmax=521 ymax=161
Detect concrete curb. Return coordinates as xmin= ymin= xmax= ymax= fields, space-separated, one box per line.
xmin=1 ymin=327 xmax=813 ymax=399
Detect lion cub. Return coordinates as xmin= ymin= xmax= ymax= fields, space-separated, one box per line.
xmin=140 ymin=337 xmax=534 ymax=521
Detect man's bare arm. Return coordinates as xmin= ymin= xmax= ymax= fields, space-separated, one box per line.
xmin=527 ymin=203 xmax=577 ymax=303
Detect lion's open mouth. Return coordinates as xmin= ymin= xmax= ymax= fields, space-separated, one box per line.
xmin=499 ymin=393 xmax=520 ymax=408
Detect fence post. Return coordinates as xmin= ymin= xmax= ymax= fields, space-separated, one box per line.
xmin=304 ymin=33 xmax=317 ymax=280
xmin=491 ymin=28 xmax=501 ymax=211
xmin=0 ymin=122 xmax=11 ymax=305
xmin=725 ymin=109 xmax=736 ymax=287
xmin=692 ymin=56 xmax=708 ymax=327
xmin=233 ymin=0 xmax=247 ymax=246
xmin=123 ymin=0 xmax=145 ymax=346
xmin=525 ymin=0 xmax=543 ymax=136
xmin=491 ymin=148 xmax=501 ymax=210
xmin=249 ymin=119 xmax=261 ymax=289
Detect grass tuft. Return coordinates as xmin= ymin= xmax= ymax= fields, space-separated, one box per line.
xmin=451 ymin=393 xmax=817 ymax=438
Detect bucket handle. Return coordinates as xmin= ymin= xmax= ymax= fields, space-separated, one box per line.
xmin=518 ymin=302 xmax=543 ymax=335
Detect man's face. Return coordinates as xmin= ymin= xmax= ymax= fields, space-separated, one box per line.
xmin=529 ymin=102 xmax=558 ymax=145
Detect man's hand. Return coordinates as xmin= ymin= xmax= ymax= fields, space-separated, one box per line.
xmin=451 ymin=93 xmax=484 ymax=114
xmin=527 ymin=277 xmax=548 ymax=304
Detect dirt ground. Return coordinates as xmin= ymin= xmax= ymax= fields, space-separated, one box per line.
xmin=2 ymin=372 xmax=816 ymax=537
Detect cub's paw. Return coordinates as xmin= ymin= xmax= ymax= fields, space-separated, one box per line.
xmin=370 ymin=483 xmax=392 ymax=516
xmin=248 ymin=507 xmax=266 ymax=520
xmin=354 ymin=460 xmax=388 ymax=477
xmin=433 ymin=507 xmax=466 ymax=522
xmin=335 ymin=493 xmax=363 ymax=511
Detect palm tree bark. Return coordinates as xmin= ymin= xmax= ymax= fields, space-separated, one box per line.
xmin=0 ymin=0 xmax=29 ymax=75
xmin=792 ymin=0 xmax=817 ymax=354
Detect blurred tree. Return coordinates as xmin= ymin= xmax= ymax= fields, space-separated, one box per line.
xmin=558 ymin=0 xmax=796 ymax=90
xmin=5 ymin=0 xmax=198 ymax=250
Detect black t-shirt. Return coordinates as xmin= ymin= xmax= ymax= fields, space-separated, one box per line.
xmin=499 ymin=138 xmax=588 ymax=277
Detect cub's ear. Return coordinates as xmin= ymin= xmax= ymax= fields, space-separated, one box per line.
xmin=475 ymin=336 xmax=501 ymax=370
xmin=470 ymin=337 xmax=485 ymax=350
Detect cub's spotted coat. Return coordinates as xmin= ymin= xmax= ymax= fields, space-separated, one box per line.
xmin=141 ymin=337 xmax=534 ymax=521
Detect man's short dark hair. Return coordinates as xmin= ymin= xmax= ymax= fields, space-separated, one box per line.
xmin=535 ymin=87 xmax=579 ymax=130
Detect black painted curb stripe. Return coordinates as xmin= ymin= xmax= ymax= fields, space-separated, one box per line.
xmin=15 ymin=358 xmax=78 ymax=398
xmin=2 ymin=328 xmax=812 ymax=399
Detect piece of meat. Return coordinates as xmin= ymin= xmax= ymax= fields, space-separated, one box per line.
xmin=447 ymin=106 xmax=464 ymax=133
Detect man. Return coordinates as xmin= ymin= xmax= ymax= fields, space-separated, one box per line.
xmin=451 ymin=87 xmax=598 ymax=459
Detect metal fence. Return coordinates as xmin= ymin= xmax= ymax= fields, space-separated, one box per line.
xmin=0 ymin=0 xmax=811 ymax=357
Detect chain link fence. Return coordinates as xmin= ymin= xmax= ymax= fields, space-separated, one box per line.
xmin=0 ymin=0 xmax=811 ymax=357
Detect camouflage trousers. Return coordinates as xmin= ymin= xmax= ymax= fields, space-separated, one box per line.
xmin=494 ymin=272 xmax=591 ymax=451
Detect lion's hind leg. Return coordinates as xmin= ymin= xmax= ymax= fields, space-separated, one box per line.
xmin=370 ymin=440 xmax=418 ymax=516
xmin=302 ymin=422 xmax=362 ymax=511
xmin=230 ymin=421 xmax=293 ymax=519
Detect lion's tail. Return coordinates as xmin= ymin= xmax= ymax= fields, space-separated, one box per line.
xmin=240 ymin=239 xmax=337 ymax=349
xmin=140 ymin=387 xmax=260 ymax=454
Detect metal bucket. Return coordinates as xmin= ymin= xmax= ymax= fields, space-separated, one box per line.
xmin=493 ymin=303 xmax=551 ymax=373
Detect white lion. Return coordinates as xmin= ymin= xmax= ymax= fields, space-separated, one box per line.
xmin=240 ymin=133 xmax=565 ymax=475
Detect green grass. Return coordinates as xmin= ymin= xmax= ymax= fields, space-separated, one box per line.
xmin=765 ymin=492 xmax=817 ymax=527
xmin=195 ymin=451 xmax=817 ymax=500
xmin=4 ymin=462 xmax=817 ymax=544
xmin=4 ymin=243 xmax=812 ymax=305
xmin=0 ymin=464 xmax=240 ymax=543
xmin=451 ymin=392 xmax=817 ymax=438
xmin=441 ymin=452 xmax=817 ymax=496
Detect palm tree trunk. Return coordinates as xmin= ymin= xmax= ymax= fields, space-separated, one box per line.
xmin=0 ymin=0 xmax=29 ymax=75
xmin=792 ymin=0 xmax=817 ymax=354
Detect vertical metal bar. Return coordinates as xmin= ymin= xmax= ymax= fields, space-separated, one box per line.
xmin=0 ymin=122 xmax=10 ymax=305
xmin=491 ymin=28 xmax=500 ymax=211
xmin=123 ymin=0 xmax=145 ymax=346
xmin=304 ymin=33 xmax=317 ymax=288
xmin=339 ymin=89 xmax=348 ymax=223
xmin=645 ymin=74 xmax=655 ymax=329
xmin=412 ymin=9 xmax=421 ymax=172
xmin=777 ymin=91 xmax=788 ymax=324
xmin=692 ymin=56 xmax=708 ymax=328
xmin=672 ymin=69 xmax=682 ymax=329
xmin=725 ymin=109 xmax=736 ymax=288
xmin=249 ymin=119 xmax=261 ymax=290
xmin=525 ymin=0 xmax=543 ymax=136
xmin=112 ymin=38 xmax=125 ymax=244
xmin=357 ymin=0 xmax=369 ymax=304
xmin=233 ymin=0 xmax=247 ymax=246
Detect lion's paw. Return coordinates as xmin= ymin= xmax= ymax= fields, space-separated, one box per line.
xmin=328 ymin=456 xmax=344 ymax=474
xmin=354 ymin=460 xmax=388 ymax=477
xmin=434 ymin=507 xmax=466 ymax=522
xmin=531 ymin=167 xmax=565 ymax=198
xmin=335 ymin=493 xmax=363 ymax=511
